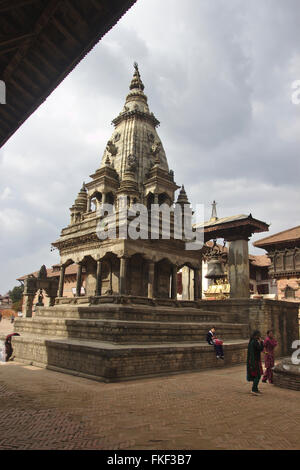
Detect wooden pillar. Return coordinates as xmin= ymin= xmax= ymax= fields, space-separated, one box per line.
xmin=96 ymin=259 xmax=102 ymax=296
xmin=119 ymin=257 xmax=128 ymax=295
xmin=148 ymin=261 xmax=155 ymax=298
xmin=171 ymin=265 xmax=178 ymax=299
xmin=76 ymin=263 xmax=83 ymax=297
xmin=193 ymin=267 xmax=200 ymax=301
xmin=58 ymin=265 xmax=66 ymax=297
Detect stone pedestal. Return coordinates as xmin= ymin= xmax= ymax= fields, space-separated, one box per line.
xmin=228 ymin=239 xmax=250 ymax=298
xmin=273 ymin=357 xmax=300 ymax=391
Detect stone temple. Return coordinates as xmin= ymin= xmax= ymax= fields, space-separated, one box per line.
xmin=12 ymin=65 xmax=299 ymax=382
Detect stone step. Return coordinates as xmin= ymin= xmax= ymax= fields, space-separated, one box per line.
xmin=14 ymin=317 xmax=249 ymax=343
xmin=33 ymin=304 xmax=242 ymax=324
xmin=12 ymin=335 xmax=249 ymax=382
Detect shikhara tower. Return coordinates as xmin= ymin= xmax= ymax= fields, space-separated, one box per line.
xmin=52 ymin=63 xmax=203 ymax=300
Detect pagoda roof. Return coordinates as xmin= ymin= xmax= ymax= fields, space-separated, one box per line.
xmin=253 ymin=225 xmax=300 ymax=249
xmin=195 ymin=214 xmax=269 ymax=242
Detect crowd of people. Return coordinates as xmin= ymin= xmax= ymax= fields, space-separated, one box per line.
xmin=206 ymin=326 xmax=277 ymax=395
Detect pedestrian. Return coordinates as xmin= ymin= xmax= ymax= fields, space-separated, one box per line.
xmin=206 ymin=327 xmax=224 ymax=359
xmin=0 ymin=312 xmax=2 ymax=322
xmin=247 ymin=330 xmax=264 ymax=395
xmin=4 ymin=333 xmax=20 ymax=362
xmin=262 ymin=330 xmax=278 ymax=384
xmin=10 ymin=314 xmax=14 ymax=324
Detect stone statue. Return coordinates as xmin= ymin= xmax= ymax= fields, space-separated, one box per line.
xmin=150 ymin=141 xmax=161 ymax=157
xmin=126 ymin=154 xmax=137 ymax=172
xmin=36 ymin=289 xmax=44 ymax=307
xmin=106 ymin=140 xmax=118 ymax=156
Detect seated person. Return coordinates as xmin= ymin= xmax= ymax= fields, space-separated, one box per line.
xmin=206 ymin=327 xmax=224 ymax=360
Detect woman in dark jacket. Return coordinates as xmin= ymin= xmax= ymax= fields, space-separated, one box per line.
xmin=247 ymin=330 xmax=264 ymax=395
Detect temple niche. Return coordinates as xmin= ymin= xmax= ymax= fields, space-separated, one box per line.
xmin=12 ymin=64 xmax=299 ymax=383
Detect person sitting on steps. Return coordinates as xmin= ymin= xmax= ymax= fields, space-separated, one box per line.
xmin=206 ymin=327 xmax=224 ymax=360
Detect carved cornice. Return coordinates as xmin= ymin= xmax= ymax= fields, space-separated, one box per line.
xmin=112 ymin=109 xmax=160 ymax=128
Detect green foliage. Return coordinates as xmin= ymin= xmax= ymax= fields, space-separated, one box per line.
xmin=8 ymin=285 xmax=24 ymax=303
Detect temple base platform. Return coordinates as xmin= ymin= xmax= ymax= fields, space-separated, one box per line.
xmin=7 ymin=296 xmax=299 ymax=382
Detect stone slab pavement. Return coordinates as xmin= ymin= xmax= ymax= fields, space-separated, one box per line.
xmin=0 ymin=319 xmax=299 ymax=450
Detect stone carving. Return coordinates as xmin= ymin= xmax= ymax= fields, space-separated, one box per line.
xmin=126 ymin=154 xmax=138 ymax=172
xmin=147 ymin=132 xmax=155 ymax=143
xmin=150 ymin=141 xmax=161 ymax=157
xmin=114 ymin=132 xmax=121 ymax=142
xmin=106 ymin=140 xmax=118 ymax=156
xmin=36 ymin=289 xmax=44 ymax=306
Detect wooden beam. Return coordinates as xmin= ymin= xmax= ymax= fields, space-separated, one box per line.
xmin=51 ymin=16 xmax=82 ymax=47
xmin=10 ymin=77 xmax=36 ymax=101
xmin=41 ymin=34 xmax=69 ymax=62
xmin=3 ymin=0 xmax=62 ymax=81
xmin=0 ymin=45 xmax=20 ymax=55
xmin=23 ymin=56 xmax=50 ymax=84
xmin=0 ymin=32 xmax=35 ymax=48
xmin=31 ymin=46 xmax=59 ymax=75
xmin=0 ymin=0 xmax=39 ymax=14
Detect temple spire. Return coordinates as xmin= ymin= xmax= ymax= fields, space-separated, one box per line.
xmin=210 ymin=200 xmax=218 ymax=222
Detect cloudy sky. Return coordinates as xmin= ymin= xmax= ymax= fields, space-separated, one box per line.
xmin=1 ymin=0 xmax=300 ymax=293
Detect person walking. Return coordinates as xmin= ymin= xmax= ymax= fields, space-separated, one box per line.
xmin=262 ymin=330 xmax=277 ymax=384
xmin=247 ymin=330 xmax=264 ymax=395
xmin=0 ymin=312 xmax=2 ymax=322
xmin=5 ymin=333 xmax=20 ymax=361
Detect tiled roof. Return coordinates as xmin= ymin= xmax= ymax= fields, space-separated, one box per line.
xmin=254 ymin=225 xmax=300 ymax=247
xmin=17 ymin=264 xmax=79 ymax=281
xmin=249 ymin=254 xmax=271 ymax=267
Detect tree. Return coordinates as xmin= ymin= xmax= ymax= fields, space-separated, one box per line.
xmin=8 ymin=285 xmax=24 ymax=303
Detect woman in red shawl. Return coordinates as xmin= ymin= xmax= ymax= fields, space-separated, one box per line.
xmin=262 ymin=330 xmax=277 ymax=384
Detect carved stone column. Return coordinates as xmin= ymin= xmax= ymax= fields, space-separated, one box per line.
xmin=148 ymin=261 xmax=155 ymax=298
xmin=171 ymin=265 xmax=178 ymax=300
xmin=22 ymin=294 xmax=35 ymax=317
xmin=119 ymin=257 xmax=128 ymax=295
xmin=76 ymin=263 xmax=83 ymax=297
xmin=228 ymin=238 xmax=250 ymax=298
xmin=58 ymin=265 xmax=66 ymax=297
xmin=96 ymin=259 xmax=102 ymax=296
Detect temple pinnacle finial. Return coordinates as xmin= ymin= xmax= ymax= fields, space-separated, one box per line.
xmin=130 ymin=61 xmax=144 ymax=91
xmin=210 ymin=200 xmax=218 ymax=222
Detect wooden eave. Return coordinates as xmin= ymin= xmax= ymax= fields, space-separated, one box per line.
xmin=0 ymin=0 xmax=137 ymax=148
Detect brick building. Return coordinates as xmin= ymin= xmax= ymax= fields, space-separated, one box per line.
xmin=254 ymin=226 xmax=300 ymax=303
